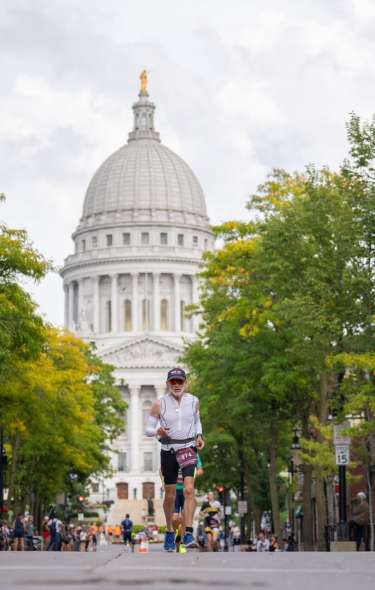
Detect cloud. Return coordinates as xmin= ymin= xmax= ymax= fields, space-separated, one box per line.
xmin=1 ymin=0 xmax=375 ymax=324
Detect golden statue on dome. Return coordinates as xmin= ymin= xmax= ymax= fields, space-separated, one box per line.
xmin=140 ymin=69 xmax=148 ymax=95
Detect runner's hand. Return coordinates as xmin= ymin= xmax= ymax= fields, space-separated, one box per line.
xmin=196 ymin=435 xmax=205 ymax=450
xmin=157 ymin=426 xmax=169 ymax=438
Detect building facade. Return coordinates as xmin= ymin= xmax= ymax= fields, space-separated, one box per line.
xmin=60 ymin=78 xmax=213 ymax=523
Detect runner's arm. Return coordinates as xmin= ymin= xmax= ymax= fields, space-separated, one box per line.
xmin=144 ymin=400 xmax=160 ymax=436
xmin=194 ymin=400 xmax=204 ymax=450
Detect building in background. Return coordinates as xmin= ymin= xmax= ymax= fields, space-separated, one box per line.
xmin=60 ymin=74 xmax=213 ymax=523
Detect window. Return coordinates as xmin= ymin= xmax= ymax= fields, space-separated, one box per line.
xmin=204 ymin=239 xmax=208 ymax=250
xmin=123 ymin=232 xmax=131 ymax=245
xmin=133 ymin=488 xmax=137 ymax=500
xmin=124 ymin=300 xmax=132 ymax=331
xmin=106 ymin=234 xmax=113 ymax=247
xmin=92 ymin=236 xmax=98 ymax=248
xmin=160 ymin=232 xmax=168 ymax=245
xmin=92 ymin=482 xmax=99 ymax=493
xmin=142 ymin=299 xmax=151 ymax=330
xmin=141 ymin=232 xmax=149 ymax=245
xmin=82 ymin=239 xmax=86 ymax=252
xmin=117 ymin=452 xmax=127 ymax=472
xmin=180 ymin=300 xmax=186 ymax=331
xmin=143 ymin=452 xmax=153 ymax=472
xmin=105 ymin=300 xmax=112 ymax=332
xmin=160 ymin=299 xmax=169 ymax=331
xmin=143 ymin=401 xmax=153 ymax=434
xmin=178 ymin=234 xmax=184 ymax=246
xmin=193 ymin=235 xmax=198 ymax=247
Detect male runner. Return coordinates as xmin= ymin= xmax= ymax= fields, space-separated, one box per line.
xmin=145 ymin=367 xmax=204 ymax=551
xmin=200 ymin=491 xmax=222 ymax=551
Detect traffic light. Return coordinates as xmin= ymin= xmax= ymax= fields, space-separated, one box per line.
xmin=77 ymin=495 xmax=85 ymax=512
xmin=216 ymin=485 xmax=225 ymax=504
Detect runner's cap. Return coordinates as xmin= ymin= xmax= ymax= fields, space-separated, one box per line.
xmin=167 ymin=367 xmax=186 ymax=381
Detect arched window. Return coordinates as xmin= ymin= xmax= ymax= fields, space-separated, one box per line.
xmin=142 ymin=299 xmax=151 ymax=330
xmin=180 ymin=300 xmax=186 ymax=332
xmin=105 ymin=300 xmax=112 ymax=332
xmin=124 ymin=300 xmax=132 ymax=331
xmin=160 ymin=299 xmax=169 ymax=331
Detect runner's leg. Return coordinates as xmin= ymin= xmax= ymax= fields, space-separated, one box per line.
xmin=163 ymin=485 xmax=176 ymax=531
xmin=182 ymin=476 xmax=196 ymax=528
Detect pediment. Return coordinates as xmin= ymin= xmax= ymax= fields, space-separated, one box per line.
xmin=99 ymin=336 xmax=184 ymax=369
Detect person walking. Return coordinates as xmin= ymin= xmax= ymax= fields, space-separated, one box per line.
xmin=145 ymin=367 xmax=204 ymax=551
xmin=13 ymin=514 xmax=25 ymax=551
xmin=352 ymin=491 xmax=370 ymax=551
xmin=121 ymin=514 xmax=133 ymax=550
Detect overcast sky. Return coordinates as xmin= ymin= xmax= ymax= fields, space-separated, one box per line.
xmin=1 ymin=0 xmax=375 ymax=326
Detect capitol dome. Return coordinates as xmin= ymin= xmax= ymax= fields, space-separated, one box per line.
xmin=80 ymin=87 xmax=208 ymax=228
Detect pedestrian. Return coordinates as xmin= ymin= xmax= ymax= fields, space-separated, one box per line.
xmin=0 ymin=521 xmax=10 ymax=551
xmin=352 ymin=491 xmax=370 ymax=551
xmin=12 ymin=514 xmax=25 ymax=551
xmin=256 ymin=531 xmax=270 ymax=552
xmin=24 ymin=516 xmax=34 ymax=551
xmin=42 ymin=517 xmax=50 ymax=551
xmin=121 ymin=514 xmax=133 ymax=549
xmin=47 ymin=514 xmax=62 ymax=551
xmin=269 ymin=535 xmax=279 ymax=552
xmin=145 ymin=367 xmax=204 ymax=551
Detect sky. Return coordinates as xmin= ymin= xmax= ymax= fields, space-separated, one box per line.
xmin=1 ymin=0 xmax=375 ymax=326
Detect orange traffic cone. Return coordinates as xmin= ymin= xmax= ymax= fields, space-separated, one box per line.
xmin=138 ymin=537 xmax=149 ymax=553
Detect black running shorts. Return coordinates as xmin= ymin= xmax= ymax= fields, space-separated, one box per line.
xmin=161 ymin=448 xmax=197 ymax=485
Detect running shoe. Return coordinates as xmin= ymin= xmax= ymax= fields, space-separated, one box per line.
xmin=182 ymin=532 xmax=197 ymax=548
xmin=164 ymin=531 xmax=176 ymax=552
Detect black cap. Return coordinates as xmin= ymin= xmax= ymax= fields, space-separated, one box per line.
xmin=167 ymin=367 xmax=186 ymax=381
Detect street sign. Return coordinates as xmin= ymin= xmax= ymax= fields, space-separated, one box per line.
xmin=78 ymin=512 xmax=84 ymax=521
xmin=238 ymin=500 xmax=248 ymax=515
xmin=225 ymin=506 xmax=232 ymax=516
xmin=333 ymin=423 xmax=351 ymax=446
xmin=335 ymin=445 xmax=350 ymax=466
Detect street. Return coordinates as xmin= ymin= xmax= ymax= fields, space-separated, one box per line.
xmin=0 ymin=547 xmax=374 ymax=590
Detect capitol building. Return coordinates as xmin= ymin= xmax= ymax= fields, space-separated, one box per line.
xmin=60 ymin=74 xmax=213 ymax=523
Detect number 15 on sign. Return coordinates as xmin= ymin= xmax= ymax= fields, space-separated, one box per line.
xmin=335 ymin=445 xmax=350 ymax=466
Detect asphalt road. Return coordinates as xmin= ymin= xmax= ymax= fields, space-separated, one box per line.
xmin=0 ymin=546 xmax=374 ymax=590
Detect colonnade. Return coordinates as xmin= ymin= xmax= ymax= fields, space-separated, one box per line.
xmin=64 ymin=272 xmax=199 ymax=334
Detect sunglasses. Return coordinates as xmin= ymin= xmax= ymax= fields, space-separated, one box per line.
xmin=168 ymin=379 xmax=186 ymax=385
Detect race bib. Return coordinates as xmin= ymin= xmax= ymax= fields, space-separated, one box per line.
xmin=175 ymin=447 xmax=197 ymax=469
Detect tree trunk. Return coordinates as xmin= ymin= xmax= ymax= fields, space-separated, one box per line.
xmin=315 ymin=477 xmax=328 ymax=550
xmin=314 ymin=373 xmax=331 ymax=551
xmin=7 ymin=432 xmax=20 ymax=513
xmin=268 ymin=428 xmax=282 ymax=546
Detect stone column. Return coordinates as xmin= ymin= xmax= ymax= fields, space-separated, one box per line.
xmin=130 ymin=386 xmax=140 ymax=472
xmin=174 ymin=273 xmax=181 ymax=332
xmin=63 ymin=284 xmax=69 ymax=328
xmin=93 ymin=276 xmax=100 ymax=333
xmin=111 ymin=274 xmax=118 ymax=333
xmin=68 ymin=281 xmax=75 ymax=330
xmin=132 ymin=273 xmax=139 ymax=332
xmin=192 ymin=275 xmax=200 ymax=332
xmin=153 ymin=272 xmax=160 ymax=331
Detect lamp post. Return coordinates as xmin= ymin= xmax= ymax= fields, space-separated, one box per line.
xmin=289 ymin=428 xmax=301 ymax=537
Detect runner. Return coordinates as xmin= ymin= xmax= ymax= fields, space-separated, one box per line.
xmin=173 ymin=454 xmax=203 ymax=552
xmin=200 ymin=491 xmax=222 ymax=551
xmin=145 ymin=367 xmax=204 ymax=552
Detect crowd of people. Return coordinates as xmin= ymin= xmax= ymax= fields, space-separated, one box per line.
xmin=0 ymin=513 xmax=138 ymax=552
